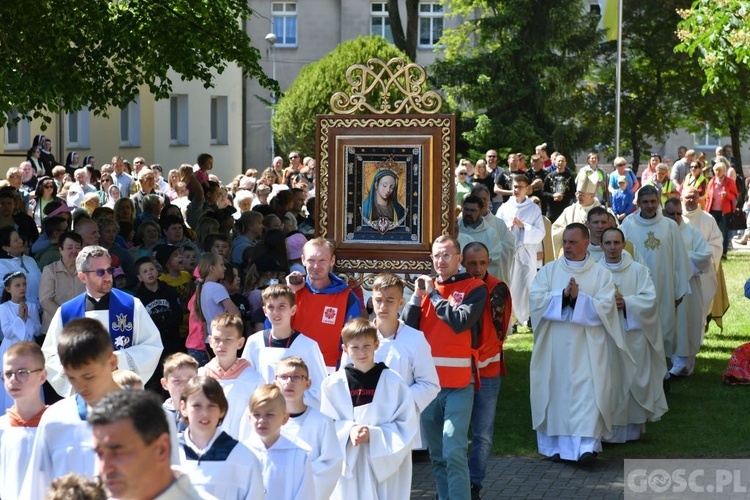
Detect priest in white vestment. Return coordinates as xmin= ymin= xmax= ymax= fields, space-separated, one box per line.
xmin=663 ymin=199 xmax=716 ymax=376
xmin=620 ymin=186 xmax=691 ymax=360
xmin=469 ymin=184 xmax=515 ymax=285
xmin=550 ymin=174 xmax=604 ymax=257
xmin=496 ymin=174 xmax=545 ymax=326
xmin=599 ymin=228 xmax=668 ymax=443
xmin=458 ymin=194 xmax=513 ymax=286
xmin=530 ymin=223 xmax=634 ymax=463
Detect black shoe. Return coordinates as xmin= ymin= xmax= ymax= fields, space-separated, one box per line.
xmin=471 ymin=484 xmax=481 ymax=500
xmin=578 ymin=452 xmax=597 ymax=466
xmin=551 ymin=453 xmax=562 ymax=463
xmin=663 ymin=377 xmax=671 ymax=394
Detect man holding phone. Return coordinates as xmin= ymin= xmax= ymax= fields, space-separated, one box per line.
xmin=402 ymin=235 xmax=489 ymax=500
xmin=284 ymin=237 xmax=362 ymax=372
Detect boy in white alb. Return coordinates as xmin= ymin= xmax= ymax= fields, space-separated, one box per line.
xmin=340 ymin=273 xmax=439 ymax=449
xmin=321 ymin=318 xmax=418 ymax=500
xmin=277 ymin=356 xmax=343 ymax=499
xmin=0 ymin=342 xmax=48 ymax=500
xmin=241 ymin=284 xmax=327 ymax=409
xmin=244 ymin=383 xmax=314 ymax=500
xmin=496 ymin=174 xmax=546 ymax=327
xmin=199 ymin=312 xmax=262 ymax=440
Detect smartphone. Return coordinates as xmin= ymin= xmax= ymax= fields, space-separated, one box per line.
xmin=289 ymin=275 xmax=304 ymax=285
xmin=417 ymin=278 xmax=426 ymax=290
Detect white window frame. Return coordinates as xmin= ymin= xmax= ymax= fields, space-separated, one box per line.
xmin=210 ymin=96 xmax=229 ymax=145
xmin=4 ymin=108 xmax=31 ymax=151
xmin=120 ymin=95 xmax=141 ymax=147
xmin=418 ymin=2 xmax=444 ymax=48
xmin=272 ymin=2 xmax=298 ymax=48
xmin=370 ymin=2 xmax=394 ymax=43
xmin=170 ymin=94 xmax=189 ymax=146
xmin=66 ymin=107 xmax=90 ymax=149
xmin=693 ymin=122 xmax=721 ymax=150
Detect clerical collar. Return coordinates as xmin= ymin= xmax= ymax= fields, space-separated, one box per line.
xmin=87 ymin=293 xmax=110 ymax=310
xmin=563 ymin=256 xmax=587 ymax=267
xmin=603 ymin=259 xmax=623 ymax=269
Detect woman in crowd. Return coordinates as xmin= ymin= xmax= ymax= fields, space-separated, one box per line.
xmin=38 ymin=231 xmax=85 ymax=331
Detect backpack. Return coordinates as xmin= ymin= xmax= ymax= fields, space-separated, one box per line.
xmin=722 ymin=343 xmax=750 ymax=385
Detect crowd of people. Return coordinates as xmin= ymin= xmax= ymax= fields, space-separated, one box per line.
xmin=0 ymin=135 xmax=744 ymax=500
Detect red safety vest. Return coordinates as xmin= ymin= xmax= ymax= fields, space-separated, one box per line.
xmin=477 ymin=274 xmax=512 ymax=378
xmin=291 ymin=287 xmax=350 ymax=368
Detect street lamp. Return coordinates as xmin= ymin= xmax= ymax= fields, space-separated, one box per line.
xmin=266 ymin=32 xmax=277 ymax=161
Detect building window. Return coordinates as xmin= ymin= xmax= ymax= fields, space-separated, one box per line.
xmin=371 ymin=3 xmax=394 ymax=43
xmin=272 ymin=2 xmax=297 ymax=47
xmin=210 ymin=96 xmax=228 ymax=145
xmin=4 ymin=108 xmax=31 ymax=151
xmin=66 ymin=107 xmax=90 ymax=148
xmin=693 ymin=122 xmax=721 ymax=149
xmin=419 ymin=2 xmax=444 ymax=48
xmin=170 ymin=94 xmax=189 ymax=146
xmin=120 ymin=96 xmax=141 ymax=147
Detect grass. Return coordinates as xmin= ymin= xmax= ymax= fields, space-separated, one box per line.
xmin=492 ymin=252 xmax=750 ymax=458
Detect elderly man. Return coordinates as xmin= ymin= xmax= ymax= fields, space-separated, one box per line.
xmin=42 ymin=246 xmax=163 ymax=396
xmin=599 ymin=227 xmax=668 ymax=443
xmin=75 ymin=218 xmax=100 ymax=247
xmin=131 ymin=167 xmax=170 ymax=217
xmin=551 ymin=175 xmax=602 ymax=256
xmin=621 ymin=185 xmax=691 ymax=364
xmin=645 ymin=163 xmax=679 ymax=206
xmin=663 ymin=198 xmax=715 ymax=377
xmin=682 ymin=186 xmax=729 ymax=328
xmin=458 ymin=194 xmax=514 ymax=288
xmin=530 ymin=224 xmax=634 ymax=464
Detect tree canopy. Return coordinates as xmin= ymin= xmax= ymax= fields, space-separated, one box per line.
xmin=0 ymin=0 xmax=276 ymax=127
xmin=272 ymin=36 xmax=409 ymax=156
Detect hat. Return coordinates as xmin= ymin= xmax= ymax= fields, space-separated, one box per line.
xmin=576 ymin=172 xmax=598 ymax=194
xmin=113 ymin=266 xmax=125 ymax=278
xmin=286 ymin=233 xmax=307 ymax=261
xmin=617 ymin=175 xmax=627 ymax=184
xmin=45 ymin=202 xmax=74 ymax=218
xmin=153 ymin=244 xmax=181 ymax=270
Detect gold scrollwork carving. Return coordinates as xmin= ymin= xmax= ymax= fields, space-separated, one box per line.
xmin=330 ymin=58 xmax=443 ymax=115
xmin=335 ymin=259 xmax=432 ymax=272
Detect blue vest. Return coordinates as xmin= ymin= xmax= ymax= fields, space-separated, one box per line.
xmin=60 ymin=288 xmax=136 ymax=350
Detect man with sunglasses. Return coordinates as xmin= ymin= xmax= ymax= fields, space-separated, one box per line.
xmin=283 ymin=151 xmax=302 ymax=187
xmin=42 ymin=246 xmax=163 ymax=397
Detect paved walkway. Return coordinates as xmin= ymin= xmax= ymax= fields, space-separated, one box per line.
xmin=411 ymin=455 xmax=625 ymax=499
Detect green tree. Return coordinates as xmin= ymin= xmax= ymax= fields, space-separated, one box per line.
xmin=388 ymin=0 xmax=419 ymax=62
xmin=676 ymin=0 xmax=750 ymax=167
xmin=432 ymin=0 xmax=601 ymax=158
xmin=272 ymin=36 xmax=409 ymax=156
xmin=0 ymin=0 xmax=276 ymax=126
xmin=581 ymin=0 xmax=700 ymax=168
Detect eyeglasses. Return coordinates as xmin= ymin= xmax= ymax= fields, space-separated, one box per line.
xmin=458 ymin=172 xmax=467 ymax=176
xmin=650 ymin=153 xmax=660 ymax=157
xmin=289 ymin=155 xmax=299 ymax=159
xmin=84 ymin=267 xmax=115 ymax=277
xmin=2 ymin=368 xmax=43 ymax=382
xmin=275 ymin=374 xmax=307 ymax=383
xmin=431 ymin=252 xmax=458 ymax=262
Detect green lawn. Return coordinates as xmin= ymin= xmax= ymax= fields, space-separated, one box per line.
xmin=493 ymin=253 xmax=750 ymax=458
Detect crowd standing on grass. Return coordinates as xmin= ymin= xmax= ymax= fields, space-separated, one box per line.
xmin=0 ymin=137 xmax=746 ymax=500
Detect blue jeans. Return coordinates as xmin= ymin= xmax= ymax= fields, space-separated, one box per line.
xmin=421 ymin=385 xmax=474 ymax=500
xmin=187 ymin=348 xmax=210 ymax=367
xmin=468 ymin=375 xmax=501 ymax=489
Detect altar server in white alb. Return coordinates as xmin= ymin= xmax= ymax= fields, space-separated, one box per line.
xmin=199 ymin=313 xmax=262 ymax=440
xmin=496 ymin=174 xmax=546 ymax=327
xmin=321 ymin=318 xmax=418 ymax=500
xmin=244 ymin=383 xmax=314 ymax=500
xmin=340 ymin=273 xmax=439 ymax=449
xmin=663 ymin=198 xmax=716 ymax=377
xmin=42 ymin=246 xmax=163 ymax=396
xmin=242 ymin=284 xmax=328 ymax=409
xmin=599 ymin=228 xmax=668 ymax=443
xmin=529 ymin=224 xmax=635 ymax=464
xmin=177 ymin=376 xmax=264 ymax=500
xmin=278 ymin=356 xmax=343 ymax=500
xmin=0 ymin=342 xmax=48 ymax=500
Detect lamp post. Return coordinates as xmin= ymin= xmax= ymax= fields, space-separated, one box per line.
xmin=265 ymin=32 xmax=277 ymax=162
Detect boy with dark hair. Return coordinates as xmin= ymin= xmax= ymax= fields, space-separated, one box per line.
xmin=320 ymin=318 xmax=418 ymax=500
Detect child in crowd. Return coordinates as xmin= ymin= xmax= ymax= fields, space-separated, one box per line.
xmin=161 ymin=352 xmax=199 ymax=433
xmin=156 ymin=244 xmax=193 ymax=339
xmin=46 ymin=473 xmax=107 ymax=500
xmin=340 ymin=273 xmax=439 ymax=450
xmin=0 ymin=342 xmax=47 ymax=499
xmin=181 ymin=246 xmax=198 ymax=274
xmin=199 ymin=313 xmax=262 ymax=440
xmin=0 ymin=271 xmax=42 ymax=412
xmin=612 ymin=175 xmax=636 ymax=222
xmin=22 ymin=318 xmax=122 ymax=498
xmin=276 ymin=356 xmax=342 ymax=499
xmin=220 ymin=263 xmax=253 ymax=338
xmin=320 ymin=318 xmax=418 ymax=500
xmin=177 ymin=376 xmax=264 ymax=500
xmin=244 ymin=384 xmax=314 ymax=500
xmin=193 ymin=253 xmax=239 ymax=340
xmin=242 ymin=284 xmax=327 ymax=409
xmin=111 ymin=369 xmax=144 ymax=391
xmin=205 ymin=233 xmax=231 ymax=262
